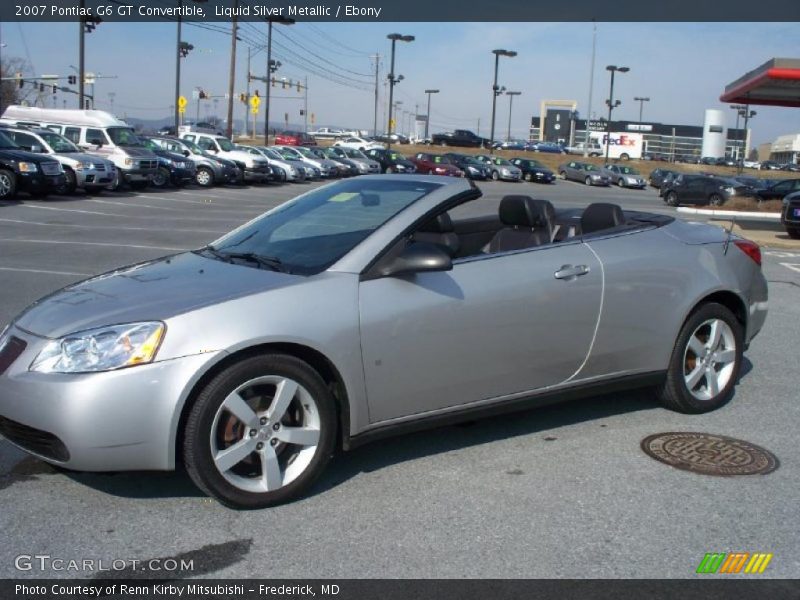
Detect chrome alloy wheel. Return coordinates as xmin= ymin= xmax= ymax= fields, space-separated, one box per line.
xmin=0 ymin=172 xmax=12 ymax=197
xmin=682 ymin=318 xmax=736 ymax=401
xmin=210 ymin=375 xmax=321 ymax=493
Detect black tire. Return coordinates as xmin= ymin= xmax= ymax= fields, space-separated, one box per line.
xmin=151 ymin=167 xmax=171 ymax=189
xmin=183 ymin=353 xmax=337 ymax=509
xmin=657 ymin=302 xmax=743 ymax=414
xmin=385 ymin=166 xmax=394 ymax=174
xmin=195 ymin=167 xmax=215 ymax=187
xmin=786 ymin=227 xmax=800 ymax=240
xmin=559 ymin=170 xmax=567 ymax=179
xmin=620 ymin=153 xmax=630 ymax=161
xmin=665 ymin=191 xmax=679 ymax=207
xmin=709 ymin=193 xmax=724 ymax=207
xmin=109 ymin=169 xmax=123 ymax=192
xmin=617 ymin=178 xmax=625 ymax=188
xmin=0 ymin=169 xmax=17 ymax=199
xmin=585 ymin=176 xmax=592 ymax=186
xmin=491 ymin=170 xmax=500 ymax=181
xmin=59 ymin=168 xmax=78 ymax=195
xmin=524 ymin=173 xmax=532 ymax=182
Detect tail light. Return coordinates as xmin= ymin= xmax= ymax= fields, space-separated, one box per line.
xmin=734 ymin=240 xmax=762 ymax=266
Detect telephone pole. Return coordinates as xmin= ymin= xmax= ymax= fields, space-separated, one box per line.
xmin=225 ymin=0 xmax=238 ymax=138
xmin=371 ymin=53 xmax=380 ymax=137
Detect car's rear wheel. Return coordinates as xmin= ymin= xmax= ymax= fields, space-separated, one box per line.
xmin=657 ymin=303 xmax=743 ymax=414
xmin=0 ymin=169 xmax=17 ymax=199
xmin=665 ymin=191 xmax=679 ymax=206
xmin=196 ymin=167 xmax=214 ymax=187
xmin=620 ymin=153 xmax=630 ymax=161
xmin=709 ymin=193 xmax=724 ymax=207
xmin=183 ymin=353 xmax=336 ymax=509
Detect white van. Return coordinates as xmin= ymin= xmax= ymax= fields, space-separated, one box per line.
xmin=180 ymin=132 xmax=270 ymax=183
xmin=1 ymin=106 xmax=159 ymax=189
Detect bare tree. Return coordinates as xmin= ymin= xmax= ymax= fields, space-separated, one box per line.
xmin=1 ymin=56 xmax=36 ymax=114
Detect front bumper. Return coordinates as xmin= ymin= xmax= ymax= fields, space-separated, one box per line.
xmin=782 ymin=201 xmax=800 ymax=227
xmin=76 ymin=166 xmax=114 ymax=188
xmin=0 ymin=325 xmax=222 ymax=471
xmin=531 ymin=171 xmax=556 ymax=183
xmin=170 ymin=166 xmax=197 ymax=184
xmin=243 ymin=166 xmax=271 ymax=182
xmin=17 ymin=171 xmax=65 ymax=193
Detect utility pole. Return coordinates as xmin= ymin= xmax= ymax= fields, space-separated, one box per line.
xmin=505 ymin=91 xmax=521 ymax=142
xmin=78 ymin=0 xmax=85 ymax=109
xmin=225 ymin=0 xmax=238 ymax=139
xmin=584 ymin=20 xmax=597 ymax=156
xmin=371 ymin=54 xmax=380 ymax=137
xmin=424 ymin=89 xmax=439 ymax=140
xmin=386 ymin=33 xmax=414 ymax=149
xmin=264 ymin=16 xmax=295 ymax=145
xmin=604 ymin=65 xmax=629 ymax=163
xmin=246 ymin=46 xmax=251 ymax=137
xmin=633 ymin=96 xmax=650 ymax=122
xmin=303 ymin=76 xmax=308 ymax=133
xmin=489 ymin=49 xmax=516 ymax=153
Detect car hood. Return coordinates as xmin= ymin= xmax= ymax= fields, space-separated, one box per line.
xmin=52 ymin=152 xmax=109 ymax=165
xmin=120 ymin=146 xmax=158 ymax=158
xmin=0 ymin=149 xmax=52 ymax=162
xmin=13 ymin=252 xmax=299 ymax=339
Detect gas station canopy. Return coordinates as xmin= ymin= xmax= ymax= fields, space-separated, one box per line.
xmin=720 ymin=58 xmax=800 ymax=107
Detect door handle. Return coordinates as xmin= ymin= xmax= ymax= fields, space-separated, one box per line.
xmin=554 ymin=264 xmax=590 ymax=280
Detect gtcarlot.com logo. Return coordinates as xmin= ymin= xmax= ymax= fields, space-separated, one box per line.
xmin=696 ymin=552 xmax=773 ymax=574
xmin=15 ymin=554 xmax=194 ymax=573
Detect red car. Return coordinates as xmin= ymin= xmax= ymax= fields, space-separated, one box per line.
xmin=274 ymin=131 xmax=317 ymax=146
xmin=410 ymin=152 xmax=464 ymax=177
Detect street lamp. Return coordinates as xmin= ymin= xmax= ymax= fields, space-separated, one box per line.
xmin=730 ymin=104 xmax=747 ymax=162
xmin=604 ymin=65 xmax=629 ymax=163
xmin=264 ymin=15 xmax=295 ymax=144
xmin=633 ymin=96 xmax=650 ymax=122
xmin=174 ymin=0 xmax=207 ymax=132
xmin=737 ymin=106 xmax=756 ymax=174
xmin=386 ymin=33 xmax=415 ymax=149
xmin=505 ymin=91 xmax=521 ymax=142
xmin=424 ymin=89 xmax=439 ymax=141
xmin=489 ymin=49 xmax=517 ymax=152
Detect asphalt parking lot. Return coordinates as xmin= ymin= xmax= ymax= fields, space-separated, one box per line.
xmin=0 ymin=178 xmax=798 ymax=579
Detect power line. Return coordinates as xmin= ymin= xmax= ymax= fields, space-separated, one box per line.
xmin=305 ymin=24 xmax=372 ymax=58
xmin=273 ymin=26 xmax=372 ymax=79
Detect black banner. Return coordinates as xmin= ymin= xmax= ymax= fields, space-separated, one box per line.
xmin=2 ymin=579 xmax=800 ymax=600
xmin=2 ymin=0 xmax=800 ymax=22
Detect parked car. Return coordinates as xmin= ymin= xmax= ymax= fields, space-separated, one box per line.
xmin=558 ymin=161 xmax=610 ymax=186
xmin=474 ymin=155 xmax=523 ymax=181
xmin=443 ymin=153 xmax=491 ymax=180
xmin=781 ymin=191 xmax=800 ymax=239
xmin=409 ymin=153 xmax=464 ymax=177
xmin=0 ymin=129 xmax=65 ymax=199
xmin=509 ymin=157 xmax=556 ymax=183
xmin=759 ymin=160 xmax=782 ymax=171
xmin=274 ymin=131 xmax=316 ymax=146
xmin=431 ymin=129 xmax=490 ymax=148
xmin=754 ymin=178 xmax=800 ymax=201
xmin=529 ymin=141 xmax=566 ymax=154
xmin=327 ymin=146 xmax=381 ymax=175
xmin=1 ymin=126 xmax=115 ymax=194
xmin=733 ymin=176 xmax=768 ymax=190
xmin=307 ymin=127 xmax=346 ymax=140
xmin=140 ymin=136 xmax=197 ymax=188
xmin=150 ymin=136 xmax=239 ymax=187
xmin=601 ymin=164 xmax=646 ymax=189
xmin=648 ymin=168 xmax=680 ymax=189
xmin=364 ymin=148 xmax=417 ymax=173
xmin=251 ymin=146 xmax=306 ymax=182
xmin=274 ymin=145 xmax=337 ymax=178
xmin=565 ymin=141 xmax=602 ymax=156
xmin=270 ymin=146 xmax=321 ymax=180
xmin=0 ymin=177 xmax=768 ymax=508
xmin=333 ymin=136 xmax=384 ymax=152
xmin=781 ymin=163 xmax=800 ymax=173
xmin=742 ymin=160 xmax=761 ymax=169
xmin=310 ymin=147 xmax=361 ymax=177
xmin=662 ymin=174 xmax=755 ymax=207
xmin=181 ymin=132 xmax=270 ymax=184
xmin=496 ymin=140 xmax=527 ymax=151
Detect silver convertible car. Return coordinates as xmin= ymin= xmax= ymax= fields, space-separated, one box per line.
xmin=0 ymin=176 xmax=767 ymax=508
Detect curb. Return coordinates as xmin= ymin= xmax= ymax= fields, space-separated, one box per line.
xmin=676 ymin=207 xmax=781 ymax=221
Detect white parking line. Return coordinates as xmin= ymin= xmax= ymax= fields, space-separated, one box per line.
xmin=24 ymin=204 xmax=129 ymax=218
xmin=8 ymin=204 xmax=249 ymax=223
xmin=148 ymin=192 xmax=270 ymax=209
xmin=0 ymin=266 xmax=91 ymax=277
xmin=779 ymin=262 xmax=800 ymax=273
xmin=88 ymin=198 xmax=182 ymax=211
xmin=0 ymin=238 xmax=186 ymax=251
xmin=0 ymin=218 xmax=225 ymax=235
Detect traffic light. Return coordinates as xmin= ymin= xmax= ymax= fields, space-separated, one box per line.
xmin=198 ymin=90 xmax=208 ymax=99
xmin=239 ymin=93 xmax=246 ymax=103
xmin=271 ymin=77 xmax=276 ymax=87
xmin=254 ymin=89 xmax=259 ymax=97
xmin=299 ymin=109 xmax=305 ymax=116
xmin=297 ymin=82 xmax=301 ymax=92
xmin=18 ymin=78 xmax=24 ymax=89
xmin=67 ymin=75 xmax=77 ymax=85
xmin=179 ymin=42 xmax=194 ymax=58
xmin=281 ymin=79 xmax=287 ymax=90
xmin=82 ymin=15 xmax=101 ymax=33
xmin=39 ymin=83 xmax=45 ymax=92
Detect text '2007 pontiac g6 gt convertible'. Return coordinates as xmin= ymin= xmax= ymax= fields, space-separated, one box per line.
xmin=0 ymin=176 xmax=767 ymax=508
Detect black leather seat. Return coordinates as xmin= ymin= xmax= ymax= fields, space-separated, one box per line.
xmin=413 ymin=212 xmax=460 ymax=256
xmin=486 ymin=195 xmax=553 ymax=253
xmin=580 ymin=203 xmax=625 ymax=235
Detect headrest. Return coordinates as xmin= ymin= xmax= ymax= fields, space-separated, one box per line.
xmin=417 ymin=212 xmax=455 ymax=234
xmin=499 ymin=195 xmax=551 ymax=229
xmin=581 ymin=203 xmax=625 ymax=234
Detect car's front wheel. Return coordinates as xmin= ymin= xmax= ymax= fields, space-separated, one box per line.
xmin=657 ymin=302 xmax=743 ymax=414
xmin=492 ymin=170 xmax=500 ymax=181
xmin=152 ymin=167 xmax=171 ymax=188
xmin=665 ymin=191 xmax=679 ymax=206
xmin=196 ymin=167 xmax=214 ymax=187
xmin=709 ymin=193 xmax=724 ymax=207
xmin=584 ymin=176 xmax=592 ymax=186
xmin=786 ymin=227 xmax=800 ymax=240
xmin=183 ymin=353 xmax=336 ymax=509
xmin=0 ymin=169 xmax=17 ymax=199
xmin=617 ymin=178 xmax=626 ymax=187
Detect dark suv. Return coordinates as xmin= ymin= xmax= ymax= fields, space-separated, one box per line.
xmin=0 ymin=130 xmax=65 ymax=199
xmin=782 ymin=191 xmax=800 ymax=239
xmin=662 ymin=174 xmax=754 ymax=207
xmin=364 ymin=148 xmax=417 ymax=173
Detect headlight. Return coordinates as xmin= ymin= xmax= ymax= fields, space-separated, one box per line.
xmin=501 ymin=168 xmax=510 ymax=175
xmin=124 ymin=158 xmax=133 ymax=166
xmin=77 ymin=161 xmax=94 ymax=170
xmin=395 ymin=164 xmax=406 ymax=171
xmin=30 ymin=322 xmax=165 ymax=374
xmin=18 ymin=162 xmax=38 ymax=173
xmin=722 ymin=186 xmax=736 ymax=194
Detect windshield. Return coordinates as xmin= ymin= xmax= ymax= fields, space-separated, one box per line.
xmin=294 ymin=147 xmax=314 ymax=158
xmin=388 ymin=152 xmax=407 ymax=161
xmin=321 ymin=149 xmax=339 ymax=159
xmin=208 ymin=179 xmax=441 ymax=275
xmin=0 ymin=131 xmax=17 ymax=149
xmin=276 ymin=148 xmax=299 ymax=160
xmin=432 ymin=156 xmax=451 ymax=164
xmin=617 ymin=166 xmax=639 ymax=174
xmin=107 ymin=127 xmax=144 ymax=147
xmin=181 ymin=139 xmax=203 ymax=154
xmin=38 ymin=131 xmax=80 ymax=153
xmin=492 ymin=157 xmax=511 ymax=166
xmin=258 ymin=147 xmax=283 ymax=161
xmin=583 ymin=164 xmax=597 ymax=171
xmin=141 ymin=138 xmax=160 ymax=151
xmin=344 ymin=148 xmax=366 ymax=159
xmin=216 ymin=138 xmax=235 ymax=151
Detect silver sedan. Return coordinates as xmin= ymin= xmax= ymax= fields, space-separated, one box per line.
xmin=0 ymin=176 xmax=768 ymax=508
xmin=558 ymin=160 xmax=611 ymax=186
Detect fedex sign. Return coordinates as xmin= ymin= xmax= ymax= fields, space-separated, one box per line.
xmin=589 ymin=131 xmax=643 ymax=159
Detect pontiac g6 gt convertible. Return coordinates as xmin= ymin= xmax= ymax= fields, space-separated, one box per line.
xmin=0 ymin=176 xmax=768 ymax=508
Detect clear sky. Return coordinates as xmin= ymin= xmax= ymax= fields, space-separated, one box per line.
xmin=2 ymin=21 xmax=798 ymax=145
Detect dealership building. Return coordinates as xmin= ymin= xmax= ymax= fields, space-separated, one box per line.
xmin=528 ymin=109 xmax=749 ymax=160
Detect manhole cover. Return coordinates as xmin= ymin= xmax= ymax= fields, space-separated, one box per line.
xmin=641 ymin=432 xmax=779 ymax=476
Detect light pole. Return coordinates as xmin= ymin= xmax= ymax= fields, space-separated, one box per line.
xmin=386 ymin=33 xmax=415 ymax=149
xmin=490 ymin=49 xmax=517 ymax=153
xmin=174 ymin=0 xmax=206 ymax=133
xmin=225 ymin=0 xmax=240 ymax=139
xmin=730 ymin=104 xmax=747 ymax=162
xmin=738 ymin=106 xmax=756 ymax=174
xmin=604 ymin=65 xmax=629 ymax=163
xmin=424 ymin=89 xmax=439 ymax=141
xmin=505 ymin=90 xmax=521 ymax=142
xmin=264 ymin=15 xmax=295 ymax=145
xmin=633 ymin=96 xmax=649 ymax=122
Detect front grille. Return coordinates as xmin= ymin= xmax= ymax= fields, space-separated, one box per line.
xmin=94 ymin=163 xmax=106 ymax=172
xmin=41 ymin=162 xmax=61 ymax=176
xmin=786 ymin=201 xmax=800 ymax=224
xmin=139 ymin=159 xmax=158 ymax=170
xmin=0 ymin=416 xmax=70 ymax=462
xmin=0 ymin=336 xmax=26 ymax=376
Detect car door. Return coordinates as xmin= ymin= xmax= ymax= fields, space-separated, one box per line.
xmin=358 ymin=242 xmax=603 ymax=423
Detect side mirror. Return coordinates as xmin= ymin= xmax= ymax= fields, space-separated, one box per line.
xmin=379 ymin=242 xmax=453 ymax=278
xmin=88 ymin=140 xmax=103 ymax=148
